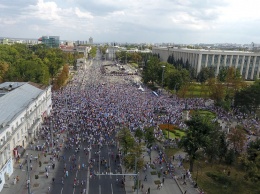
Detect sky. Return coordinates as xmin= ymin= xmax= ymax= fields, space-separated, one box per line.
xmin=0 ymin=0 xmax=260 ymax=44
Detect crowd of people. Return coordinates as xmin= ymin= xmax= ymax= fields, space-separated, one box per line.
xmin=36 ymin=59 xmax=258 ymax=192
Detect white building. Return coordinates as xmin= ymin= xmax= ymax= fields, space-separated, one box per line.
xmin=89 ymin=37 xmax=93 ymax=45
xmin=153 ymin=47 xmax=260 ymax=80
xmin=0 ymin=82 xmax=52 ymax=191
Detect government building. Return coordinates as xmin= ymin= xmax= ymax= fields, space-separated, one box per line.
xmin=0 ymin=82 xmax=52 ymax=191
xmin=153 ymin=47 xmax=260 ymax=80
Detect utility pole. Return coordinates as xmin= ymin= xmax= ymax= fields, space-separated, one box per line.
xmin=125 ymin=52 xmax=127 ymax=64
xmin=134 ymin=156 xmax=139 ymax=194
xmin=50 ymin=120 xmax=53 ymax=152
xmin=161 ymin=66 xmax=165 ymax=87
xmin=27 ymin=158 xmax=31 ymax=194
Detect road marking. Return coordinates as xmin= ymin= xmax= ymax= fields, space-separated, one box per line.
xmin=99 ymin=185 xmax=101 ymax=194
xmin=69 ymin=156 xmax=71 ymax=162
xmin=76 ymin=170 xmax=78 ymax=177
xmin=73 ymin=187 xmax=75 ymax=194
xmin=111 ymin=184 xmax=113 ymax=194
xmin=78 ymin=155 xmax=80 ymax=162
xmin=60 ymin=187 xmax=63 ymax=194
xmin=107 ymin=144 xmax=112 ymax=179
xmin=86 ymin=145 xmax=92 ymax=194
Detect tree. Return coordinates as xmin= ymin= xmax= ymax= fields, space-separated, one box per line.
xmin=117 ymin=128 xmax=135 ymax=155
xmin=197 ymin=67 xmax=215 ymax=83
xmin=207 ymin=78 xmax=225 ymax=103
xmin=204 ymin=129 xmax=227 ymax=163
xmin=142 ymin=56 xmax=161 ymax=84
xmin=234 ymin=80 xmax=260 ymax=113
xmin=134 ymin=128 xmax=143 ymax=143
xmin=0 ymin=61 xmax=9 ymax=83
xmin=179 ymin=113 xmax=217 ymax=172
xmin=123 ymin=143 xmax=144 ymax=172
xmin=228 ymin=127 xmax=246 ymax=154
xmin=144 ymin=127 xmax=156 ymax=148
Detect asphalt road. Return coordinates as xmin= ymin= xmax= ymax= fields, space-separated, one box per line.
xmin=50 ymin=53 xmax=125 ymax=194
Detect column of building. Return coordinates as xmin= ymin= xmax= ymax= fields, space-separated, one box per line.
xmin=245 ymin=56 xmax=251 ymax=79
xmin=205 ymin=54 xmax=209 ymax=67
xmin=197 ymin=53 xmax=202 ymax=74
xmin=240 ymin=55 xmax=246 ymax=75
xmin=230 ymin=55 xmax=233 ymax=67
xmin=224 ymin=55 xmax=227 ymax=67
xmin=216 ymin=55 xmax=221 ymax=75
xmin=250 ymin=56 xmax=257 ymax=80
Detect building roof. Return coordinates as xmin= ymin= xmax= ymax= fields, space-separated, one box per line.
xmin=0 ymin=82 xmax=44 ymax=128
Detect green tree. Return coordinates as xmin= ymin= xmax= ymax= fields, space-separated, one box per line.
xmin=234 ymin=80 xmax=260 ymax=113
xmin=228 ymin=127 xmax=246 ymax=154
xmin=117 ymin=128 xmax=135 ymax=155
xmin=0 ymin=61 xmax=9 ymax=83
xmin=142 ymin=56 xmax=161 ymax=84
xmin=123 ymin=143 xmax=144 ymax=172
xmin=197 ymin=67 xmax=215 ymax=83
xmin=144 ymin=127 xmax=156 ymax=148
xmin=134 ymin=128 xmax=143 ymax=143
xmin=179 ymin=113 xmax=217 ymax=172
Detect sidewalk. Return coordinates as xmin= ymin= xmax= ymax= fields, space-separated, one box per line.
xmin=2 ymin=135 xmax=65 ymax=194
xmin=123 ymin=145 xmax=200 ymax=194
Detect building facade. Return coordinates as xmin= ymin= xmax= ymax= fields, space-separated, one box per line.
xmin=89 ymin=37 xmax=93 ymax=45
xmin=40 ymin=36 xmax=60 ymax=48
xmin=0 ymin=82 xmax=52 ymax=191
xmin=153 ymin=47 xmax=260 ymax=80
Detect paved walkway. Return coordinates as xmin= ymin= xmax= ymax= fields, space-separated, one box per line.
xmin=2 ymin=135 xmax=66 ymax=194
xmin=123 ymin=143 xmax=200 ymax=194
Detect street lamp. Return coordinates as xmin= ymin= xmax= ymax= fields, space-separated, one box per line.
xmin=161 ymin=66 xmax=166 ymax=88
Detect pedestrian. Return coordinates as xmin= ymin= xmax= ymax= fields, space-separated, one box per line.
xmin=52 ymin=177 xmax=55 ymax=183
xmin=147 ymin=187 xmax=150 ymax=194
xmin=162 ymin=177 xmax=165 ymax=184
xmin=48 ymin=186 xmax=51 ymax=193
xmin=46 ymin=172 xmax=49 ymax=178
xmin=144 ymin=175 xmax=147 ymax=181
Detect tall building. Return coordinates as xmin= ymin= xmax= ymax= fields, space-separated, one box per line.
xmin=153 ymin=47 xmax=260 ymax=80
xmin=89 ymin=37 xmax=93 ymax=45
xmin=39 ymin=36 xmax=60 ymax=48
xmin=0 ymin=82 xmax=52 ymax=191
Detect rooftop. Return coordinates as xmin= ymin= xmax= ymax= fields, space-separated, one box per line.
xmin=0 ymin=82 xmax=45 ymax=128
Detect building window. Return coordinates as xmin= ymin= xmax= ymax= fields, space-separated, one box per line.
xmin=17 ymin=132 xmax=20 ymax=141
xmin=13 ymin=138 xmax=15 ymax=148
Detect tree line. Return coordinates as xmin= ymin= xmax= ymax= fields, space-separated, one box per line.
xmin=0 ymin=44 xmax=82 ymax=86
xmin=142 ymin=54 xmax=260 ymax=113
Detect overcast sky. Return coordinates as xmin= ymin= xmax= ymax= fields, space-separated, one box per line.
xmin=0 ymin=0 xmax=259 ymax=44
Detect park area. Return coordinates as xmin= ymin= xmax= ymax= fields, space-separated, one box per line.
xmin=158 ymin=124 xmax=186 ymax=139
xmin=183 ymin=159 xmax=260 ymax=194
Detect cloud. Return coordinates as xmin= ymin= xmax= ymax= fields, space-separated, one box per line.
xmin=0 ymin=0 xmax=259 ymax=43
xmin=75 ymin=7 xmax=93 ymax=19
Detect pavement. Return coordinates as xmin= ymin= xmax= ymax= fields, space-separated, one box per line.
xmin=2 ymin=136 xmax=65 ymax=194
xmin=123 ymin=142 xmax=200 ymax=194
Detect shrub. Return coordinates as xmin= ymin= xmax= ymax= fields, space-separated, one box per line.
xmin=206 ymin=172 xmax=232 ymax=185
xmin=151 ymin=171 xmax=157 ymax=175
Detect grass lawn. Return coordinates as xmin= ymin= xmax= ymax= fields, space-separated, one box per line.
xmin=190 ymin=109 xmax=217 ymax=120
xmin=159 ymin=124 xmax=186 ymax=139
xmin=164 ymin=148 xmax=180 ymax=159
xmin=165 ymin=130 xmax=186 ymax=139
xmin=183 ymin=160 xmax=260 ymax=194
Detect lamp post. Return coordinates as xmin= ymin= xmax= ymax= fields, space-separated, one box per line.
xmin=168 ymin=115 xmax=170 ymax=139
xmin=161 ymin=66 xmax=166 ymax=88
xmin=27 ymin=158 xmax=31 ymax=194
